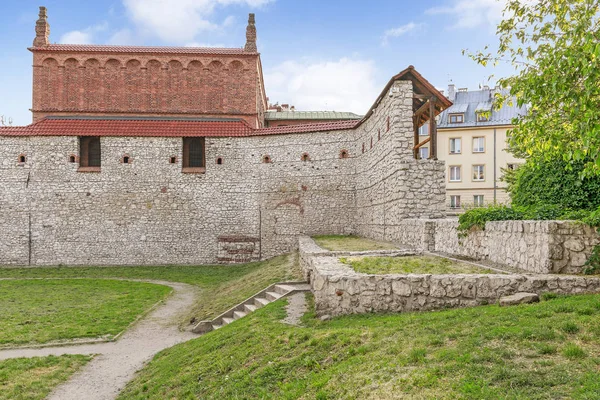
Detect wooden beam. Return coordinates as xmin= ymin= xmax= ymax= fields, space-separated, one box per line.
xmin=429 ymin=97 xmax=438 ymax=160
xmin=413 ymin=116 xmax=420 ymax=158
xmin=413 ymin=93 xmax=430 ymax=100
xmin=413 ymin=99 xmax=431 ymax=118
xmin=413 ymin=136 xmax=430 ymax=151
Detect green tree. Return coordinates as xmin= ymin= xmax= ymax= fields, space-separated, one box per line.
xmin=469 ymin=0 xmax=600 ymax=177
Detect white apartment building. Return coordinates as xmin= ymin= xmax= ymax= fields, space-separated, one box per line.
xmin=419 ymin=84 xmax=527 ymax=212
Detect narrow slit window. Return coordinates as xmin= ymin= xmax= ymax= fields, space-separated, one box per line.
xmin=18 ymin=155 xmax=26 ymax=163
xmin=216 ymin=157 xmax=223 ymax=165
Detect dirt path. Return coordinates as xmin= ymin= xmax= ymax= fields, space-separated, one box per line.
xmin=0 ymin=279 xmax=199 ymax=400
xmin=282 ymin=292 xmax=308 ymax=326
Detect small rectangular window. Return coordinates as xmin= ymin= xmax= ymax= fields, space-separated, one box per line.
xmin=449 ymin=114 xmax=464 ymax=124
xmin=477 ymin=113 xmax=489 ymax=122
xmin=473 ymin=165 xmax=485 ymax=181
xmin=474 ymin=195 xmax=485 ymax=207
xmin=449 ymin=138 xmax=462 ymax=154
xmin=182 ymin=137 xmax=205 ymax=173
xmin=507 ymin=163 xmax=519 ymax=170
xmin=450 ymin=195 xmax=461 ymax=209
xmin=79 ymin=136 xmax=101 ymax=170
xmin=473 ymin=137 xmax=485 ymax=153
xmin=419 ymin=146 xmax=429 ymax=159
xmin=449 ymin=166 xmax=461 ymax=182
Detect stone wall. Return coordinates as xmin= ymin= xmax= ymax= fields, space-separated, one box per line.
xmin=0 ymin=79 xmax=446 ymax=266
xmin=353 ymin=80 xmax=446 ymax=242
xmin=390 ymin=219 xmax=599 ymax=274
xmin=299 ymin=236 xmax=600 ymax=317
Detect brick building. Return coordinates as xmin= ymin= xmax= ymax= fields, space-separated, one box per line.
xmin=0 ymin=7 xmax=452 ymax=266
xmin=31 ymin=8 xmax=267 ymax=128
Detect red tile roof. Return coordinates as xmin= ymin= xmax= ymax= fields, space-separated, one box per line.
xmin=30 ymin=44 xmax=256 ymax=56
xmin=0 ymin=118 xmax=254 ymax=137
xmin=0 ymin=118 xmax=358 ymax=138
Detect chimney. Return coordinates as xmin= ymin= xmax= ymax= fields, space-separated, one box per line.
xmin=244 ymin=13 xmax=257 ymax=52
xmin=33 ymin=6 xmax=50 ymax=47
xmin=447 ymin=83 xmax=456 ymax=102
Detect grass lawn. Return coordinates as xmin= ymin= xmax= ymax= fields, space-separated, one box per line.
xmin=312 ymin=235 xmax=398 ymax=252
xmin=0 ymin=355 xmax=91 ymax=400
xmin=0 ymin=279 xmax=172 ymax=346
xmin=0 ymin=254 xmax=301 ymax=326
xmin=341 ymin=255 xmax=495 ymax=275
xmin=118 ymin=294 xmax=600 ymax=399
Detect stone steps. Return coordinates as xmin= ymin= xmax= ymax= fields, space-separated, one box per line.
xmin=193 ymin=281 xmax=310 ymax=333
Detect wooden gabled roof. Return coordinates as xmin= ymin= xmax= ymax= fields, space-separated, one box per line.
xmin=357 ymin=65 xmax=452 ymax=129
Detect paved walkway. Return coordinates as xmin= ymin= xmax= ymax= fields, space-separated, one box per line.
xmin=0 ymin=279 xmax=199 ymax=400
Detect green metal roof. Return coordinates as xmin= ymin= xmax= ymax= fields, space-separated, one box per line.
xmin=264 ymin=111 xmax=363 ymax=121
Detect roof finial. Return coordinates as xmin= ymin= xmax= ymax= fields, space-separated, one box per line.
xmin=244 ymin=13 xmax=257 ymax=53
xmin=33 ymin=6 xmax=50 ymax=47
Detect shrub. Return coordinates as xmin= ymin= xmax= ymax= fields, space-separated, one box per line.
xmin=518 ymin=204 xmax=564 ymax=220
xmin=506 ymin=157 xmax=600 ymax=211
xmin=583 ymin=245 xmax=600 ymax=275
xmin=458 ymin=205 xmax=524 ymax=232
xmin=582 ymin=207 xmax=600 ymax=227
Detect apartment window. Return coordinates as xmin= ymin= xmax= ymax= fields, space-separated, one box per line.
xmin=450 ymin=195 xmax=461 ymax=209
xmin=419 ymin=147 xmax=429 ymax=159
xmin=473 ymin=137 xmax=485 ymax=153
xmin=449 ymin=166 xmax=461 ymax=182
xmin=182 ymin=137 xmax=205 ymax=172
xmin=507 ymin=163 xmax=520 ymax=170
xmin=449 ymin=113 xmax=464 ymax=124
xmin=473 ymin=165 xmax=485 ymax=181
xmin=79 ymin=137 xmax=101 ymax=170
xmin=474 ymin=195 xmax=485 ymax=207
xmin=449 ymin=138 xmax=462 ymax=154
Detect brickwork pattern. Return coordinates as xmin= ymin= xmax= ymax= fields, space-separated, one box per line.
xmin=31 ymin=52 xmax=264 ymax=127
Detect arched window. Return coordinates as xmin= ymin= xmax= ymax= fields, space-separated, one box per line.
xmin=216 ymin=157 xmax=223 ymax=165
xmin=18 ymin=154 xmax=26 ymax=163
xmin=339 ymin=149 xmax=349 ymax=159
xmin=262 ymin=155 xmax=272 ymax=163
xmin=301 ymin=153 xmax=310 ymax=162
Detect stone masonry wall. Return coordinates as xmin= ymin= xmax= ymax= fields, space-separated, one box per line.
xmin=354 ymin=80 xmax=446 ymax=242
xmin=0 ymin=78 xmax=447 ymax=266
xmin=391 ymin=219 xmax=599 ymax=274
xmin=299 ymin=236 xmax=600 ymax=317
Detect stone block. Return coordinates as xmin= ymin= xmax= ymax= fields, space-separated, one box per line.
xmin=499 ymin=292 xmax=539 ymax=306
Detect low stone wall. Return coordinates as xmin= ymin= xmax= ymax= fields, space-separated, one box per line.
xmin=299 ymin=236 xmax=600 ymax=317
xmin=387 ymin=219 xmax=599 ymax=274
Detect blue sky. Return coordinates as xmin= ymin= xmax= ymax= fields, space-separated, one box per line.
xmin=0 ymin=0 xmax=515 ymax=125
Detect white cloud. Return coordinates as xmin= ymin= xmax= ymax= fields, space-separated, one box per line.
xmin=108 ymin=29 xmax=135 ymax=45
xmin=59 ymin=22 xmax=109 ymax=44
xmin=381 ymin=22 xmax=423 ymax=45
xmin=426 ymin=0 xmax=505 ymax=29
xmin=264 ymin=58 xmax=380 ymax=115
xmin=122 ymin=0 xmax=272 ymax=43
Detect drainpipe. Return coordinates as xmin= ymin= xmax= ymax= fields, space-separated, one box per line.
xmin=493 ymin=128 xmax=497 ymax=203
